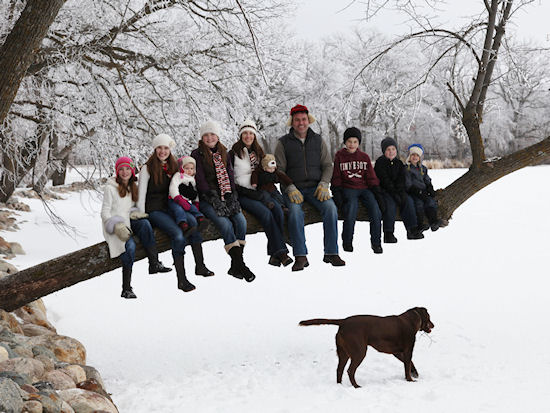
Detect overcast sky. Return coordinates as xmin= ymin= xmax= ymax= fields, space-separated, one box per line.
xmin=290 ymin=0 xmax=550 ymax=45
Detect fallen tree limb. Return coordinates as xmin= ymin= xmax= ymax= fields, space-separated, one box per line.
xmin=0 ymin=202 xmax=369 ymax=311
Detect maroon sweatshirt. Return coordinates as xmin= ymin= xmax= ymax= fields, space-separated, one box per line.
xmin=331 ymin=148 xmax=379 ymax=189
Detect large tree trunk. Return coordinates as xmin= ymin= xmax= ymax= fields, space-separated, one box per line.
xmin=437 ymin=136 xmax=550 ymax=219
xmin=0 ymin=0 xmax=65 ymax=125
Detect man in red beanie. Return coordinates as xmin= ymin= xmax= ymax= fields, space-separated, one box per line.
xmin=274 ymin=105 xmax=345 ymax=271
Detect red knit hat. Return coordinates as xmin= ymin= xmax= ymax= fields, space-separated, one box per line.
xmin=115 ymin=156 xmax=135 ymax=177
xmin=287 ymin=104 xmax=316 ymax=126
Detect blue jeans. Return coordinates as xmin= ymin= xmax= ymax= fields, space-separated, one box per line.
xmin=119 ymin=219 xmax=156 ymax=267
xmin=341 ymin=188 xmax=382 ymax=247
xmin=283 ymin=187 xmax=339 ymax=256
xmin=381 ymin=192 xmax=417 ymax=232
xmin=148 ymin=210 xmax=187 ymax=258
xmin=199 ymin=200 xmax=247 ymax=246
xmin=167 ymin=199 xmax=203 ymax=244
xmin=239 ymin=194 xmax=288 ymax=257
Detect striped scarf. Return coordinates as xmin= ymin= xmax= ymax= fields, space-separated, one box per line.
xmin=213 ymin=151 xmax=231 ymax=200
xmin=249 ymin=151 xmax=258 ymax=171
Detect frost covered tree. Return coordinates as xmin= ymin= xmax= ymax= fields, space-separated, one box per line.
xmin=0 ymin=0 xmax=288 ymax=202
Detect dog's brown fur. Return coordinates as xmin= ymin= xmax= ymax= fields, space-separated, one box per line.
xmin=299 ymin=307 xmax=434 ymax=388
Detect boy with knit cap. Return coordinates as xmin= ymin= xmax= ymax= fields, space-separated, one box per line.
xmin=331 ymin=127 xmax=384 ymax=253
xmin=404 ymin=143 xmax=445 ymax=232
xmin=374 ymin=137 xmax=424 ymax=242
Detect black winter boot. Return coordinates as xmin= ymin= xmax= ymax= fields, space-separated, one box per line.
xmin=145 ymin=246 xmax=172 ymax=274
xmin=383 ymin=231 xmax=398 ymax=243
xmin=121 ymin=266 xmax=137 ymax=299
xmin=239 ymin=246 xmax=256 ymax=282
xmin=417 ymin=212 xmax=429 ymax=232
xmin=228 ymin=246 xmax=244 ymax=279
xmin=191 ymin=243 xmax=214 ymax=277
xmin=425 ymin=208 xmax=441 ymax=231
xmin=174 ymin=255 xmax=196 ymax=292
xmin=406 ymin=227 xmax=425 ymax=240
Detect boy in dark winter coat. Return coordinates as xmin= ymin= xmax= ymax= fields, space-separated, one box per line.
xmin=374 ymin=137 xmax=423 ymax=242
xmin=405 ymin=144 xmax=445 ymax=232
xmin=331 ymin=127 xmax=384 ymax=254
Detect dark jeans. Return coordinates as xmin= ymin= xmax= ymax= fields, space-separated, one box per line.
xmin=148 ymin=210 xmax=187 ymax=258
xmin=239 ymin=194 xmax=288 ymax=257
xmin=341 ymin=188 xmax=382 ymax=247
xmin=410 ymin=195 xmax=438 ymax=221
xmin=283 ymin=186 xmax=339 ymax=256
xmin=199 ymin=200 xmax=246 ymax=246
xmin=119 ymin=218 xmax=156 ymax=267
xmin=381 ymin=192 xmax=417 ymax=232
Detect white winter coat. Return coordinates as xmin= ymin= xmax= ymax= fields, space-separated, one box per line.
xmin=233 ymin=147 xmax=254 ymax=189
xmin=101 ymin=177 xmax=136 ymax=258
xmin=169 ymin=172 xmax=199 ymax=203
xmin=137 ymin=165 xmax=150 ymax=213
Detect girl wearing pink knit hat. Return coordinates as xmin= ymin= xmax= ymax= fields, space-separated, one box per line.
xmin=101 ymin=156 xmax=171 ymax=299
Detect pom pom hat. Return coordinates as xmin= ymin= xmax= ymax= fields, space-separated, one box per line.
xmin=178 ymin=156 xmax=196 ymax=170
xmin=200 ymin=119 xmax=222 ymax=139
xmin=115 ymin=156 xmax=135 ymax=177
xmin=239 ymin=119 xmax=258 ymax=137
xmin=152 ymin=133 xmax=176 ymax=150
xmin=406 ymin=143 xmax=424 ymax=164
xmin=286 ymin=104 xmax=316 ymax=126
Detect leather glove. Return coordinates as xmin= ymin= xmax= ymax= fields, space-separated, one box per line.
xmin=426 ymin=185 xmax=436 ymax=198
xmin=314 ymin=182 xmax=331 ymax=202
xmin=129 ymin=210 xmax=148 ymax=220
xmin=286 ymin=184 xmax=304 ymax=204
xmin=114 ymin=222 xmax=132 ymax=242
xmin=331 ymin=186 xmax=343 ymax=209
xmin=179 ymin=182 xmax=198 ymax=201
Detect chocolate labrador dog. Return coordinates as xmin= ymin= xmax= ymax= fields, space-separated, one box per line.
xmin=299 ymin=307 xmax=434 ymax=388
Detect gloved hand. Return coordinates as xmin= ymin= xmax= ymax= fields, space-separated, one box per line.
xmin=129 ymin=210 xmax=148 ymax=220
xmin=114 ymin=222 xmax=132 ymax=242
xmin=314 ymin=182 xmax=331 ymax=202
xmin=174 ymin=195 xmax=192 ymax=211
xmin=286 ymin=184 xmax=304 ymax=204
xmin=426 ymin=184 xmax=436 ymax=198
xmin=331 ymin=186 xmax=344 ymax=209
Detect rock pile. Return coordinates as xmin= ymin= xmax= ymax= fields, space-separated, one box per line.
xmin=0 ymin=291 xmax=118 ymax=412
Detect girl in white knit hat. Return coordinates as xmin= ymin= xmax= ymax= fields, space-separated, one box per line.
xmin=138 ymin=133 xmax=199 ymax=292
xmin=191 ymin=120 xmax=256 ymax=282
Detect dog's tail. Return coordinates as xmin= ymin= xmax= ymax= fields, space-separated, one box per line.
xmin=299 ymin=318 xmax=343 ymax=327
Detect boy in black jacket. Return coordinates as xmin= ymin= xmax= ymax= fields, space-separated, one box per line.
xmin=374 ymin=137 xmax=423 ymax=242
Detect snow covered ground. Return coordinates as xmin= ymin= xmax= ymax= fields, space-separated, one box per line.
xmin=5 ymin=166 xmax=550 ymax=413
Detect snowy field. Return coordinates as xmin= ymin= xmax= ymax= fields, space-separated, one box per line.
xmin=5 ymin=167 xmax=550 ymax=413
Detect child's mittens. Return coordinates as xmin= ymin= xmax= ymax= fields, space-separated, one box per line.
xmin=174 ymin=195 xmax=192 ymax=211
xmin=114 ymin=222 xmax=132 ymax=242
xmin=129 ymin=210 xmax=148 ymax=220
xmin=179 ymin=182 xmax=198 ymax=201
